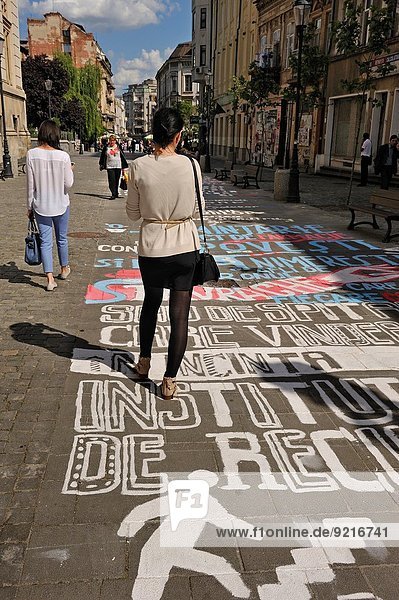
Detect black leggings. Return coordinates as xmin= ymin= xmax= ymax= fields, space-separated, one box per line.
xmin=139 ymin=285 xmax=193 ymax=378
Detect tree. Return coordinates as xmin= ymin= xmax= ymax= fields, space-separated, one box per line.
xmin=22 ymin=55 xmax=69 ymax=127
xmin=60 ymin=97 xmax=86 ymax=134
xmin=228 ymin=60 xmax=280 ymax=162
xmin=56 ymin=53 xmax=103 ymax=142
xmin=333 ymin=0 xmax=396 ymax=202
xmin=172 ymin=100 xmax=197 ymax=129
xmin=284 ymin=23 xmax=329 ymax=110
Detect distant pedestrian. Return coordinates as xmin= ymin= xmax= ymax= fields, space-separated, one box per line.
xmin=358 ymin=132 xmax=372 ymax=187
xmin=99 ymin=134 xmax=128 ymax=199
xmin=126 ymin=107 xmax=204 ymax=400
xmin=26 ymin=120 xmax=74 ymax=291
xmin=374 ymin=134 xmax=398 ymax=190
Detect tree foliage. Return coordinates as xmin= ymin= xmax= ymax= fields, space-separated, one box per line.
xmin=21 ymin=55 xmax=69 ymax=127
xmin=172 ymin=100 xmax=197 ymax=128
xmin=56 ymin=53 xmax=103 ymax=141
xmin=284 ymin=23 xmax=329 ymax=109
xmin=22 ymin=53 xmax=103 ymax=141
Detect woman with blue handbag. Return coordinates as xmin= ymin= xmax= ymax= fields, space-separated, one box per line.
xmin=26 ymin=120 xmax=74 ymax=291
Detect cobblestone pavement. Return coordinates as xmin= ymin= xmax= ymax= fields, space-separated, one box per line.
xmin=210 ymin=156 xmax=397 ymax=213
xmin=1 ymin=155 xmax=399 ymax=599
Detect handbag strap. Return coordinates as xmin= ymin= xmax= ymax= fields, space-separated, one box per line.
xmin=188 ymin=156 xmax=208 ymax=251
xmin=28 ymin=215 xmax=39 ymax=235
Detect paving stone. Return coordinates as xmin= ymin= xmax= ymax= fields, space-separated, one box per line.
xmin=0 ymin=543 xmax=26 ymax=585
xmin=33 ymin=482 xmax=75 ymax=526
xmin=14 ymin=581 xmax=102 ymax=600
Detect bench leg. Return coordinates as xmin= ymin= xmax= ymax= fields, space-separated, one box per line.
xmin=233 ymin=176 xmax=238 ymax=186
xmin=382 ymin=218 xmax=392 ymax=243
xmin=243 ymin=177 xmax=249 ymax=189
xmin=348 ymin=209 xmax=356 ymax=230
xmin=255 ymin=179 xmax=260 ymax=189
xmin=372 ymin=214 xmax=379 ymax=230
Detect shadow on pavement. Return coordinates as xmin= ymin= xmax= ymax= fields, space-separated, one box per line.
xmin=74 ymin=192 xmax=111 ymax=200
xmin=0 ymin=261 xmax=45 ymax=289
xmin=9 ymin=322 xmax=163 ymax=397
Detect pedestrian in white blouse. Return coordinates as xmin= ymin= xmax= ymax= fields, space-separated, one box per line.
xmin=26 ymin=120 xmax=74 ymax=291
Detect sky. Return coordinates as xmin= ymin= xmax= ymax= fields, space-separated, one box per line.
xmin=19 ymin=0 xmax=192 ymax=94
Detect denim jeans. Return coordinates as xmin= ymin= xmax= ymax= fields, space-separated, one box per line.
xmin=35 ymin=207 xmax=70 ymax=274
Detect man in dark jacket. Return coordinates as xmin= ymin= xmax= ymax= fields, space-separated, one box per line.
xmin=99 ymin=135 xmax=129 ymax=199
xmin=374 ymin=134 xmax=398 ymax=190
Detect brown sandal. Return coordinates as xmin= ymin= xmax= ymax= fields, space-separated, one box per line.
xmin=161 ymin=377 xmax=177 ymax=399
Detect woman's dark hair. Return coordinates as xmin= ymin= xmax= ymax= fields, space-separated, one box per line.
xmin=152 ymin=107 xmax=184 ymax=148
xmin=38 ymin=120 xmax=61 ymax=149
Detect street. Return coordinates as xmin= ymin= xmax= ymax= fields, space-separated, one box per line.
xmin=1 ymin=154 xmax=399 ymax=599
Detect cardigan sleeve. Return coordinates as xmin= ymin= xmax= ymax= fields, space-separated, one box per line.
xmin=192 ymin=159 xmax=205 ymax=218
xmin=126 ymin=161 xmax=141 ymax=222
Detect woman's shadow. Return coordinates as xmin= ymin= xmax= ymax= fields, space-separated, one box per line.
xmin=0 ymin=261 xmax=45 ymax=289
xmin=9 ymin=322 xmax=160 ymax=396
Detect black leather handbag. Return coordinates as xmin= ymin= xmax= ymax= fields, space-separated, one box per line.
xmin=188 ymin=157 xmax=220 ymax=286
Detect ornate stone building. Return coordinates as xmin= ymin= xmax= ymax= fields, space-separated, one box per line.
xmin=28 ymin=12 xmax=116 ymax=132
xmin=0 ymin=0 xmax=30 ymax=173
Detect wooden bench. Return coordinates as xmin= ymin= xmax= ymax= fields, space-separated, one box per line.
xmin=215 ymin=160 xmax=231 ymax=180
xmin=348 ymin=188 xmax=399 ymax=242
xmin=231 ymin=164 xmax=261 ymax=188
xmin=243 ymin=164 xmax=260 ymax=189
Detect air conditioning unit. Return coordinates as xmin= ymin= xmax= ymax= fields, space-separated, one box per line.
xmin=195 ymin=66 xmax=209 ymax=75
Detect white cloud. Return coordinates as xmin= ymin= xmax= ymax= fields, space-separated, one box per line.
xmin=114 ymin=47 xmax=173 ymax=92
xmin=21 ymin=0 xmax=178 ymax=30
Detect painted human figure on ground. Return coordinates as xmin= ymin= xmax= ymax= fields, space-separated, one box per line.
xmin=118 ymin=470 xmax=257 ymax=600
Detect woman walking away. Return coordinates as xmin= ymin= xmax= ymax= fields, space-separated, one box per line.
xmin=26 ymin=120 xmax=74 ymax=291
xmin=99 ymin=134 xmax=128 ymax=199
xmin=126 ymin=107 xmax=204 ymax=399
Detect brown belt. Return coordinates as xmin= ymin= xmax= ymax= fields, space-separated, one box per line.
xmin=143 ymin=217 xmax=192 ymax=230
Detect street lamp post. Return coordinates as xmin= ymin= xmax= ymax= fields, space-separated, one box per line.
xmin=287 ymin=0 xmax=311 ymax=203
xmin=44 ymin=78 xmax=53 ymax=119
xmin=0 ymin=34 xmax=13 ymax=178
xmin=204 ymin=73 xmax=212 ymax=173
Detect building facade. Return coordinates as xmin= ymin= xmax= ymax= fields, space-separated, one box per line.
xmin=27 ymin=12 xmax=116 ymax=132
xmin=202 ymin=0 xmax=258 ymax=162
xmin=123 ymin=79 xmax=157 ymax=137
xmin=156 ymin=42 xmax=199 ymax=109
xmin=0 ymin=0 xmax=30 ymax=173
xmin=323 ymin=0 xmax=399 ymax=174
xmin=253 ymin=0 xmax=332 ymax=169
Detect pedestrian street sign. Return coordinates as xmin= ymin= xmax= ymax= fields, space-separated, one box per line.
xmin=371 ymin=52 xmax=399 ymax=67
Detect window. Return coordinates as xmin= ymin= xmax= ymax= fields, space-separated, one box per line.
xmin=325 ymin=11 xmax=332 ymax=53
xmin=332 ymin=97 xmax=365 ymax=159
xmin=272 ymin=30 xmax=281 ymax=68
xmin=200 ymin=45 xmax=207 ymax=66
xmin=171 ymin=75 xmax=178 ymax=93
xmin=361 ymin=0 xmax=373 ymax=45
xmin=313 ymin=18 xmax=321 ymax=48
xmin=192 ymin=10 xmax=196 ymax=34
xmin=286 ymin=23 xmax=295 ymax=68
xmin=184 ymin=74 xmax=192 ymax=92
xmin=200 ymin=7 xmax=207 ymax=29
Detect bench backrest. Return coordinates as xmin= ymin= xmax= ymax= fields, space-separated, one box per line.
xmin=245 ymin=164 xmax=260 ymax=176
xmin=370 ymin=189 xmax=399 ymax=210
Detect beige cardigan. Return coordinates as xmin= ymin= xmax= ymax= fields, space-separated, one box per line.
xmin=126 ymin=154 xmax=205 ymax=257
